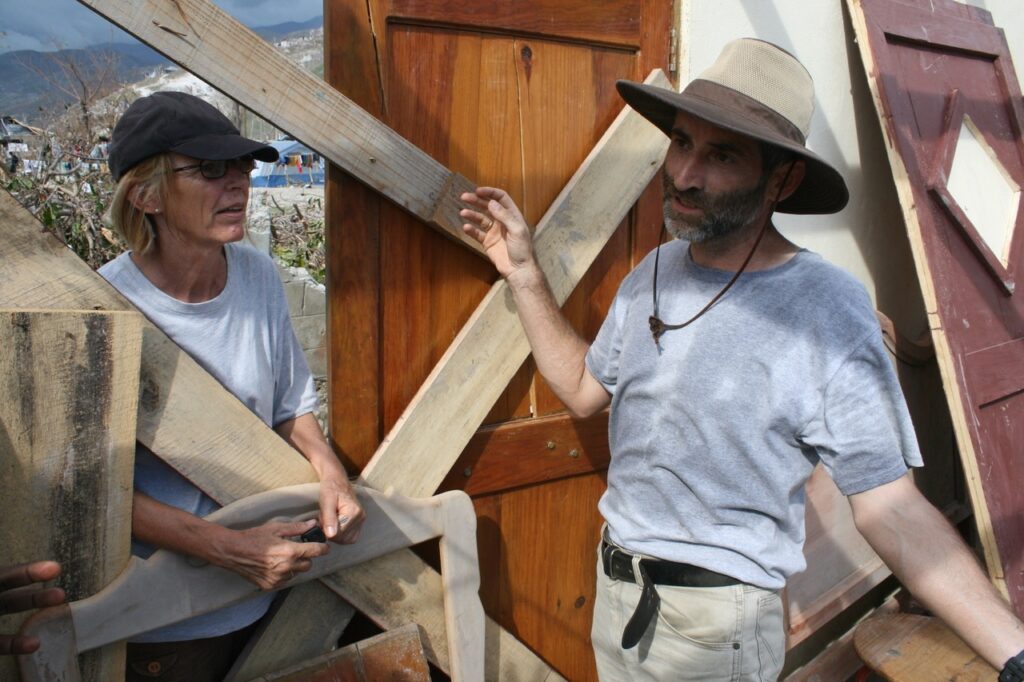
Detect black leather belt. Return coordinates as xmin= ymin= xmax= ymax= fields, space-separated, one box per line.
xmin=601 ymin=539 xmax=740 ymax=649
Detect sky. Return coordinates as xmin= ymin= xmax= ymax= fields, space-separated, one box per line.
xmin=0 ymin=0 xmax=322 ymax=53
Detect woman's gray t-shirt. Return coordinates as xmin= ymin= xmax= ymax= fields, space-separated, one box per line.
xmin=585 ymin=240 xmax=922 ymax=590
xmin=99 ymin=242 xmax=318 ymax=641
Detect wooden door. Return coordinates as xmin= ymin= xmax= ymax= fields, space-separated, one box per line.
xmin=849 ymin=0 xmax=1024 ymax=612
xmin=325 ymin=2 xmax=672 ymax=677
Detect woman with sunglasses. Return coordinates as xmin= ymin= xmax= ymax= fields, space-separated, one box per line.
xmin=99 ymin=91 xmax=364 ymax=682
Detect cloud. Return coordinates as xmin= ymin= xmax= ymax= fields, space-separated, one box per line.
xmin=0 ymin=0 xmax=322 ymax=53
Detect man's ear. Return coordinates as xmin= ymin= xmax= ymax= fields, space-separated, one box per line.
xmin=774 ymin=159 xmax=806 ymax=202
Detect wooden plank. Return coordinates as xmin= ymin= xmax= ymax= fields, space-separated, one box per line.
xmin=0 ymin=309 xmax=141 ymax=682
xmin=965 ymin=337 xmax=1024 ymax=406
xmin=439 ymin=412 xmax=611 ymax=496
xmin=387 ymin=0 xmax=643 ymax=48
xmin=320 ymin=552 xmax=563 ymax=682
xmin=785 ymin=598 xmax=899 ymax=681
xmin=224 ymin=582 xmax=355 ymax=682
xmin=358 ymin=68 xmax=671 ymax=497
xmin=0 ymin=192 xmax=558 ymax=680
xmin=254 ymin=624 xmax=430 ymax=681
xmin=853 ymin=613 xmax=997 ymax=680
xmin=0 ymin=192 xmax=319 ymax=505
xmin=324 ymin=0 xmax=385 ymax=469
xmin=76 ymin=0 xmax=485 ymax=255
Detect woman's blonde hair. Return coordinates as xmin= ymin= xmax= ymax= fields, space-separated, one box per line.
xmin=106 ymin=153 xmax=173 ymax=254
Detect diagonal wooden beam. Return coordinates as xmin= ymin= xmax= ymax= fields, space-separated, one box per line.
xmin=0 ymin=190 xmax=556 ymax=679
xmin=358 ymin=69 xmax=671 ymax=496
xmin=76 ymin=0 xmax=483 ymax=256
xmin=0 ymin=194 xmax=318 ymax=504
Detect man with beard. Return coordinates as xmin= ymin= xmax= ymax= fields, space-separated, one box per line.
xmin=461 ymin=38 xmax=1024 ymax=680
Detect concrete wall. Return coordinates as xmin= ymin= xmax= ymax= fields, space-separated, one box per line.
xmin=966 ymin=0 xmax=1024 ymax=90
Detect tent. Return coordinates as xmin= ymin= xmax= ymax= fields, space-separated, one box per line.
xmin=250 ymin=139 xmax=324 ymax=187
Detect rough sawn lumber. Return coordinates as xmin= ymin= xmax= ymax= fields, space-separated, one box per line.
xmin=0 ymin=308 xmax=142 ymax=682
xmin=76 ymin=0 xmax=483 ymax=256
xmin=358 ymin=68 xmax=671 ymax=496
xmin=0 ymin=190 xmax=553 ymax=679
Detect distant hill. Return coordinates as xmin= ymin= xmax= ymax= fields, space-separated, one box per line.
xmin=0 ymin=16 xmax=323 ymax=125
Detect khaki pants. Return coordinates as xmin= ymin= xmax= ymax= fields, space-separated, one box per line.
xmin=591 ymin=554 xmax=785 ymax=681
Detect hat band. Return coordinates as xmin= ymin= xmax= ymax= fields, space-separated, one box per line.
xmin=683 ymin=79 xmax=805 ymax=146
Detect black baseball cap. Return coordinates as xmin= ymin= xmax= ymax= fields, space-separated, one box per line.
xmin=107 ymin=91 xmax=279 ymax=180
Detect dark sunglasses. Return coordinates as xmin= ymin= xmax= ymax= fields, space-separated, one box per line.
xmin=172 ymin=155 xmax=256 ymax=180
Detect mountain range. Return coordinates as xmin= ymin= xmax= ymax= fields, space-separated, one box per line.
xmin=0 ymin=16 xmax=323 ymax=124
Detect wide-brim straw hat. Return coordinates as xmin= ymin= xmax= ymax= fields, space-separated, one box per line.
xmin=617 ymin=38 xmax=848 ymax=214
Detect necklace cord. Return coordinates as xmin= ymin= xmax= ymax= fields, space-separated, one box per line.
xmin=649 ymin=162 xmax=797 ymax=343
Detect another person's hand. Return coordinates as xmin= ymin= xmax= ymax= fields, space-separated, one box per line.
xmin=0 ymin=561 xmax=65 ymax=655
xmin=318 ymin=476 xmax=365 ymax=544
xmin=460 ymin=187 xmax=538 ymax=279
xmin=212 ymin=520 xmax=330 ymax=591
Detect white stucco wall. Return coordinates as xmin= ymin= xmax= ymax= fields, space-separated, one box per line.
xmin=966 ymin=0 xmax=1024 ymax=90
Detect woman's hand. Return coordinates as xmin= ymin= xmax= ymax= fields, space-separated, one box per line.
xmin=274 ymin=413 xmax=366 ymax=544
xmin=460 ymin=187 xmax=539 ymax=280
xmin=318 ymin=476 xmax=365 ymax=544
xmin=212 ymin=519 xmax=329 ymax=591
xmin=0 ymin=560 xmax=65 ymax=655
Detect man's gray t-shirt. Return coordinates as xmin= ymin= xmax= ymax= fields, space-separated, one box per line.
xmin=99 ymin=243 xmax=318 ymax=641
xmin=585 ymin=240 xmax=922 ymax=590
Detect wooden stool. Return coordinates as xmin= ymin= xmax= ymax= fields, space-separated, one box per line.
xmin=854 ymin=613 xmax=997 ymax=681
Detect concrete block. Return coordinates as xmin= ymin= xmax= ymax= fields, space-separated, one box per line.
xmin=302 ymin=282 xmax=326 ymax=316
xmin=283 ymin=280 xmax=305 ymax=317
xmin=306 ymin=344 xmax=327 ymax=379
xmin=292 ymin=314 xmax=326 ymax=351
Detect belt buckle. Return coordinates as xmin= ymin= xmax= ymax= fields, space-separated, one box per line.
xmin=602 ymin=540 xmax=621 ymax=576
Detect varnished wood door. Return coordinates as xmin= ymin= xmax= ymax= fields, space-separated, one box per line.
xmin=325 ymin=1 xmax=671 ymax=677
xmin=851 ymin=0 xmax=1024 ymax=613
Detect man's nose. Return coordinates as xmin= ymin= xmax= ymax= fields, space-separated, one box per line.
xmin=668 ymin=156 xmax=704 ymax=192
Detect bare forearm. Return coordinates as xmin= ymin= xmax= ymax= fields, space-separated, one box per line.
xmin=275 ymin=412 xmax=348 ymax=481
xmin=853 ymin=477 xmax=1024 ymax=669
xmin=505 ymin=263 xmax=608 ymax=417
xmin=275 ymin=412 xmax=364 ymax=541
xmin=132 ymin=492 xmax=231 ymax=565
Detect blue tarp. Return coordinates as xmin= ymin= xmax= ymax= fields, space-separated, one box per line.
xmin=251 ymin=139 xmax=325 ymax=187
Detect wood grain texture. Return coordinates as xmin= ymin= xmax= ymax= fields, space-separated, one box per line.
xmin=853 ymin=613 xmax=997 ymax=680
xmin=358 ymin=69 xmax=670 ymax=498
xmin=0 ymin=191 xmax=319 ymax=505
xmin=76 ymin=0 xmax=485 ymax=255
xmin=387 ymin=0 xmax=643 ymax=48
xmin=324 ymin=0 xmax=385 ymax=470
xmin=0 ymin=309 xmax=141 ymax=682
xmin=847 ymin=0 xmax=1024 ymax=610
xmin=320 ymin=551 xmax=563 ymax=682
xmin=439 ymin=412 xmax=611 ymax=496
xmin=0 ymin=191 xmax=555 ymax=679
xmin=254 ymin=624 xmax=430 ymax=681
xmin=224 ymin=582 xmax=355 ymax=682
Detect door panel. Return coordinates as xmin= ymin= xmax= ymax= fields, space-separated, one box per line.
xmin=326 ymin=1 xmax=672 ymax=676
xmin=850 ymin=0 xmax=1024 ymax=611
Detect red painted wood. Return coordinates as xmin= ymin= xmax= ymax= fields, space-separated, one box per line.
xmin=857 ymin=0 xmax=1024 ymax=613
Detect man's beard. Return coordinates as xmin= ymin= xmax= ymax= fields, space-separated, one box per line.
xmin=661 ymin=170 xmax=769 ymax=243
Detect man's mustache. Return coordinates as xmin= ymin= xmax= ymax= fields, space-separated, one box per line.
xmin=665 ymin=187 xmax=708 ymax=210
